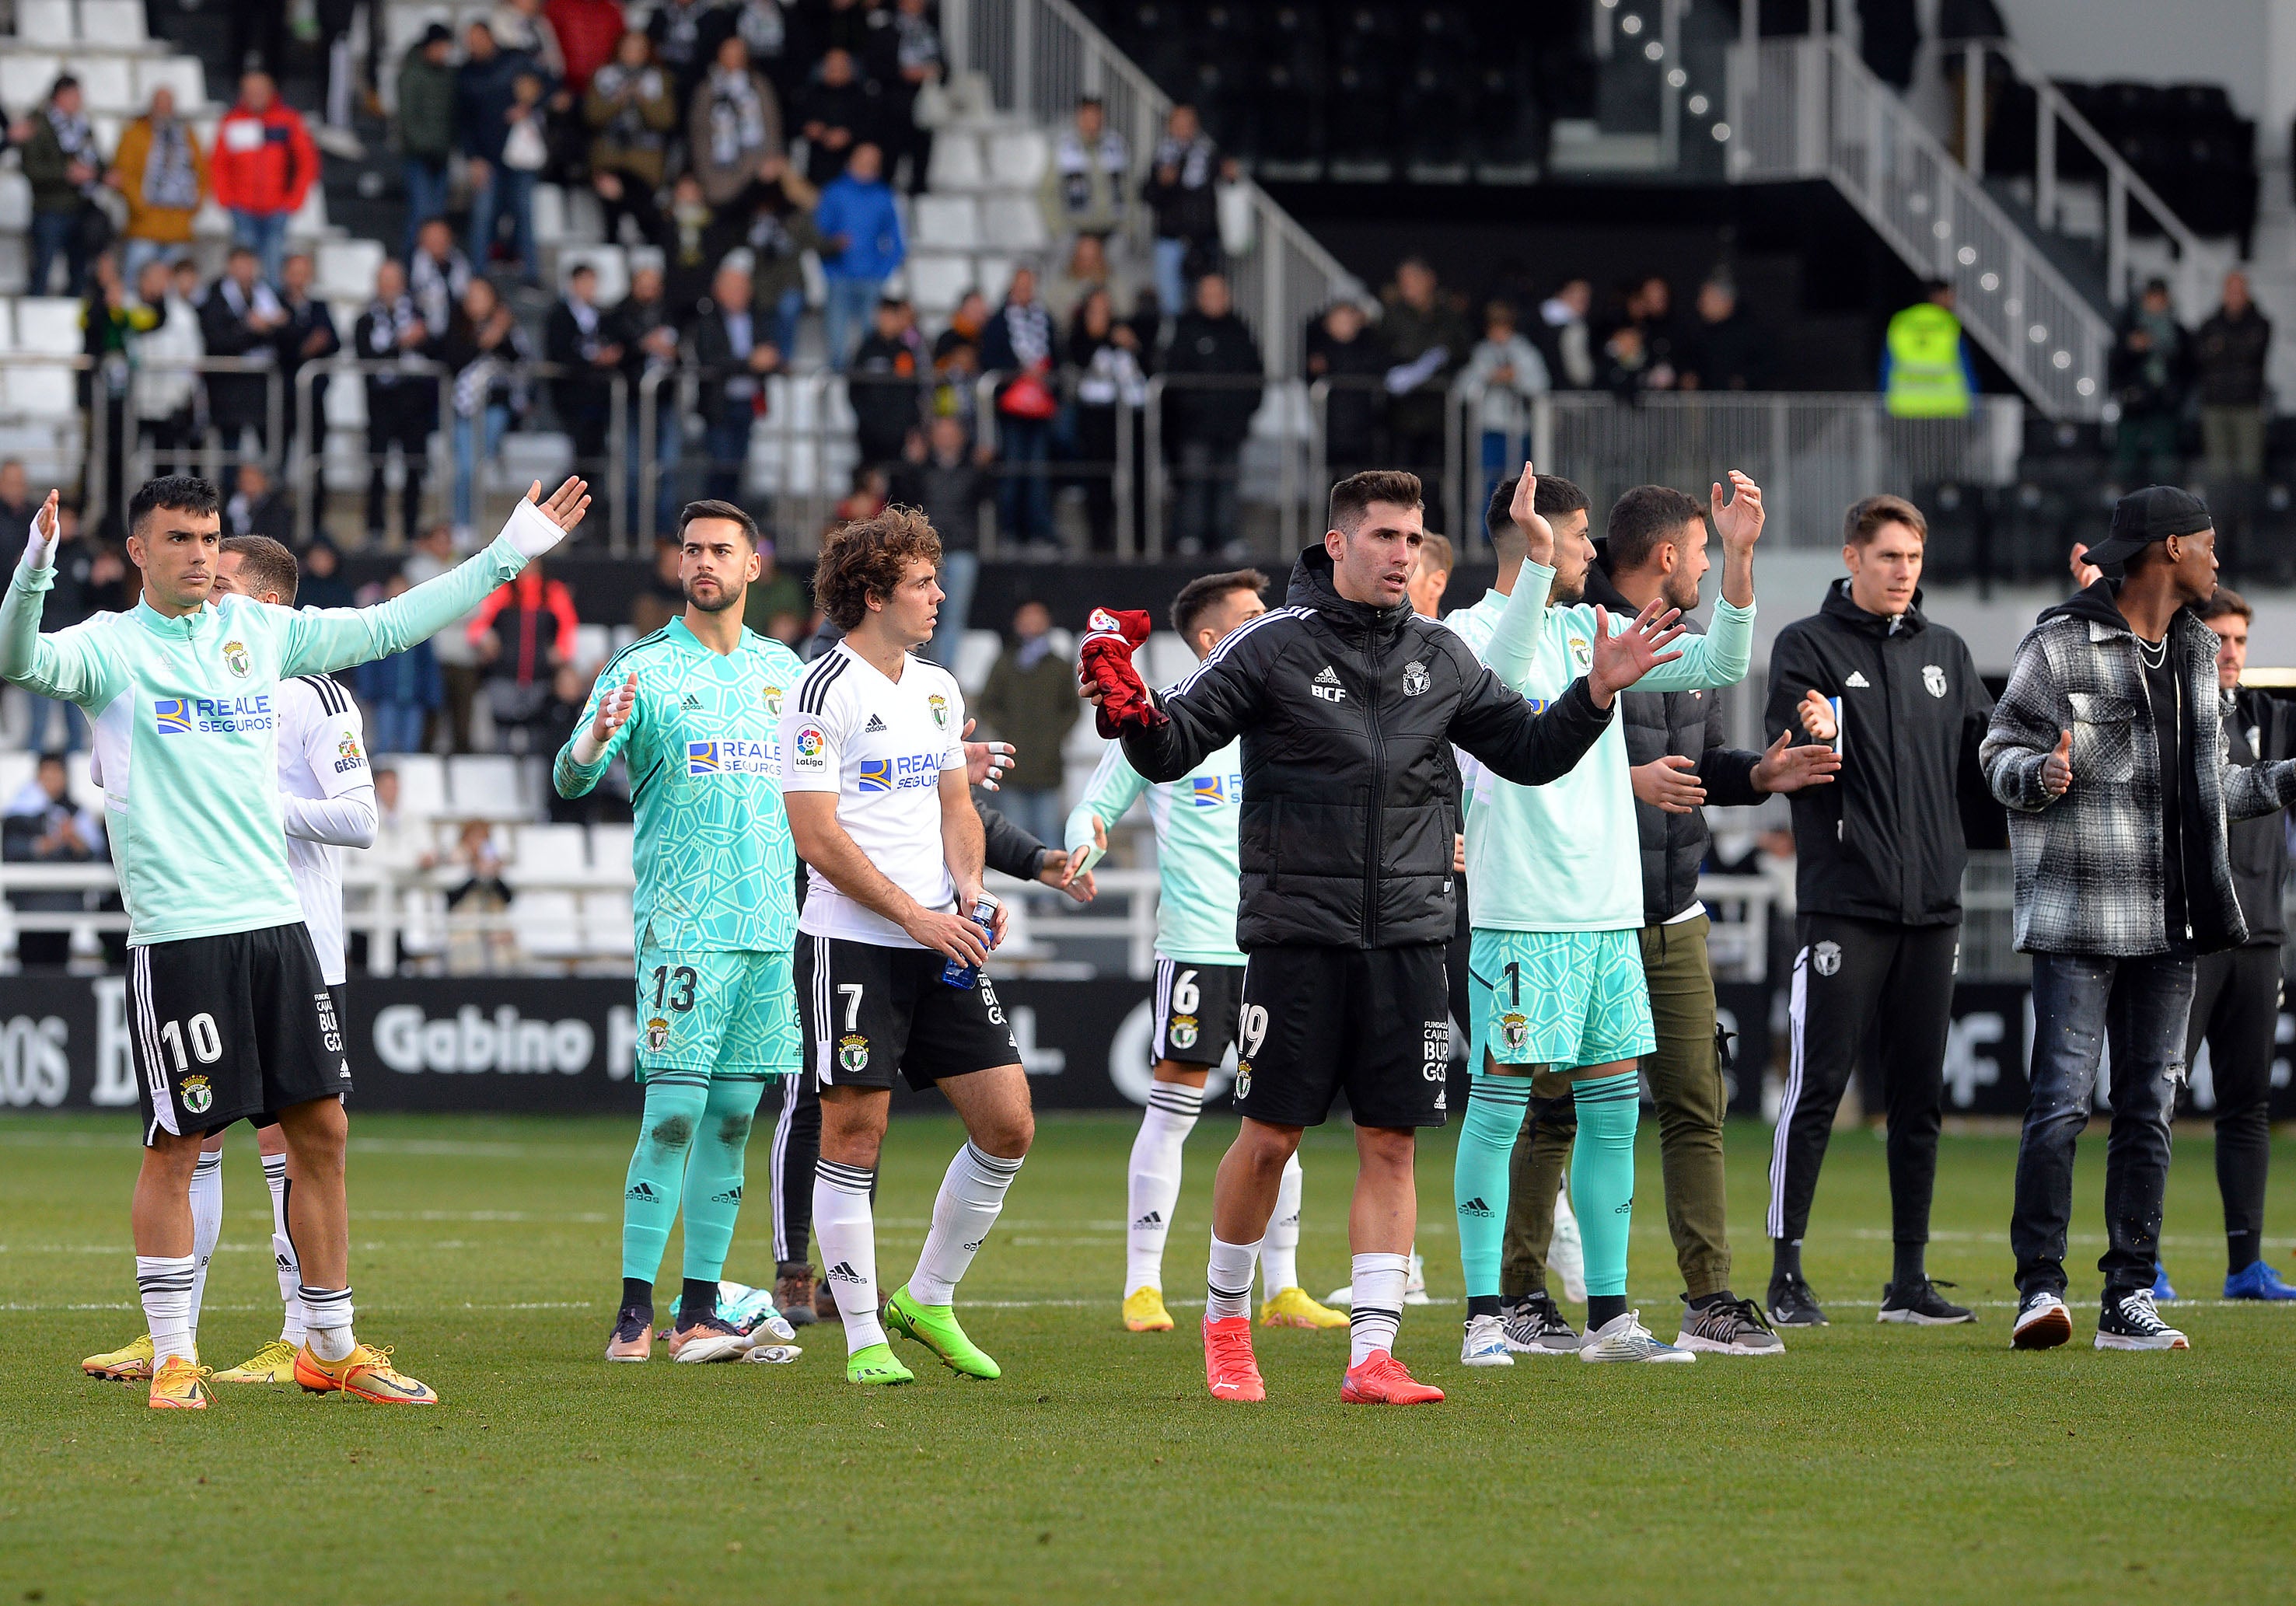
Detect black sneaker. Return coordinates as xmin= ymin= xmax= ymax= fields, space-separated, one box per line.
xmin=2011 ymin=1289 xmax=2071 ymax=1349
xmin=1497 ymin=1292 xmax=1580 ymax=1355
xmin=2095 ymin=1288 xmax=2190 ymax=1352
xmin=1877 ymin=1277 xmax=1976 ymax=1325
xmin=1767 ymin=1273 xmax=1828 ymax=1327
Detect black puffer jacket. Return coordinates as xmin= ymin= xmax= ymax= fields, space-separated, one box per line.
xmin=1120 ymin=546 xmax=1614 ymax=948
xmin=1585 ymin=559 xmax=1764 ymax=925
xmin=2223 ymin=686 xmax=2296 ymax=945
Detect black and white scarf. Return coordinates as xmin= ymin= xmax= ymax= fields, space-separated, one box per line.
xmin=411 ymin=248 xmax=472 ymax=335
xmin=657 ymin=0 xmax=708 ymax=65
xmin=591 ymin=63 xmax=668 ymax=147
xmin=47 ymin=104 xmax=95 ymax=191
xmin=215 ymin=275 xmax=282 ymax=366
xmin=1001 ymin=299 xmax=1051 ymax=369
xmin=892 ymin=11 xmax=942 ymax=75
xmin=1151 ymin=132 xmax=1214 ymax=189
xmin=140 ymin=117 xmax=198 ymax=211
xmin=704 ymin=68 xmax=767 ymax=167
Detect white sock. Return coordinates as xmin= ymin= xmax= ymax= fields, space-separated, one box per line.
xmin=1260 ymin=1153 xmax=1303 ymax=1297
xmin=1205 ymin=1234 xmax=1260 ymax=1322
xmin=909 ymin=1142 xmax=1022 ymax=1307
xmin=136 ymin=1253 xmax=197 ymax=1364
xmin=187 ymin=1150 xmax=222 ymax=1346
xmin=299 ymin=1285 xmax=356 ymax=1362
xmin=264 ymin=1154 xmax=304 ymax=1344
xmin=813 ymin=1158 xmax=885 ymax=1353
xmin=1124 ymin=1083 xmax=1201 ymax=1294
xmin=1347 ymin=1252 xmax=1410 ymax=1367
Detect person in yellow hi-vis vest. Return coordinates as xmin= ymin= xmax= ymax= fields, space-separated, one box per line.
xmin=1882 ymin=281 xmax=1979 ymax=418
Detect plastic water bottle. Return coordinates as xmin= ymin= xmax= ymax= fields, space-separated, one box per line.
xmin=940 ymin=895 xmax=998 ymax=990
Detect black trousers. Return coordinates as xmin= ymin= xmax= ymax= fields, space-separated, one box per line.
xmin=768 ymin=1071 xmax=822 ymax=1269
xmin=365 ymin=414 xmax=432 ymax=542
xmin=1767 ymin=913 xmax=1957 ymax=1248
xmin=2182 ymin=943 xmax=2280 ymax=1273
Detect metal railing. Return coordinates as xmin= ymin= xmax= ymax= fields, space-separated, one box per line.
xmin=1726 ymin=32 xmax=2112 ymax=421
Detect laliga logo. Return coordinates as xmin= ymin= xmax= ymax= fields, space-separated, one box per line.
xmin=1089 ymin=607 xmax=1120 ymax=634
xmin=794 ymin=726 xmax=825 ymax=758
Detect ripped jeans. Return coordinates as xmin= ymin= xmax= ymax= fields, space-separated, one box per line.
xmin=2011 ymin=949 xmax=2194 ymax=1300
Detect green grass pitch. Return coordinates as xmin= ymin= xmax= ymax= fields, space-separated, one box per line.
xmin=4 ymin=1108 xmax=2293 ymax=1604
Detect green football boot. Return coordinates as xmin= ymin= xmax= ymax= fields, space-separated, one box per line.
xmin=844 ymin=1342 xmax=914 ymax=1386
xmin=884 ymin=1285 xmax=1000 ymax=1380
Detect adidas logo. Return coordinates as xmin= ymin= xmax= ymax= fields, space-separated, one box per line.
xmin=1843 ymin=672 xmax=1869 ymax=689
xmin=963 ymin=1238 xmax=986 ymax=1252
xmin=864 ymin=714 xmax=888 ymax=732
xmin=1314 ymin=666 xmax=1340 ymax=684
xmin=1311 ymin=665 xmax=1346 ymax=703
xmin=626 ymin=1182 xmax=659 ymax=1201
xmin=682 ymin=692 xmax=703 ymax=709
xmin=1132 ymin=1210 xmax=1163 ymax=1230
xmin=826 ymin=1260 xmax=865 ymax=1283
xmin=1459 ymin=1196 xmax=1494 ymax=1218
xmin=711 ymin=1187 xmax=742 ymax=1204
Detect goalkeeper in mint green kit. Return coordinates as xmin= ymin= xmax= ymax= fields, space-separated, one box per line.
xmin=1453 ymin=466 xmax=1763 ymax=1368
xmin=1065 ymin=570 xmax=1347 ymax=1338
xmin=554 ymin=501 xmax=808 ymax=1367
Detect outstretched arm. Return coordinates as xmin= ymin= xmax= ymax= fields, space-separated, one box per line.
xmin=1089 ymin=626 xmax=1269 ymax=783
xmin=0 ymin=491 xmax=124 ymax=709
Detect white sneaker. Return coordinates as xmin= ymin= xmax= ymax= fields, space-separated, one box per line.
xmin=1578 ymin=1309 xmax=1697 ymax=1363
xmin=1404 ymin=1252 xmax=1431 ymax=1306
xmin=1459 ymin=1314 xmax=1514 ymax=1367
xmin=1550 ymin=1186 xmax=1587 ymax=1304
xmin=1323 ymin=1281 xmax=1354 ymax=1306
xmin=2010 ymin=1290 xmax=2072 ymax=1350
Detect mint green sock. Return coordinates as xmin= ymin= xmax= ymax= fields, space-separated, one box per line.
xmin=680 ymin=1078 xmax=767 ymax=1283
xmin=620 ymin=1080 xmax=708 ymax=1283
xmin=1570 ymin=1071 xmax=1642 ymax=1301
xmin=1456 ymin=1074 xmax=1533 ymax=1301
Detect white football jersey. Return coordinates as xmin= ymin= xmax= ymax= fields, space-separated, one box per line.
xmin=278 ymin=674 xmax=372 ymax=985
xmin=781 ymin=644 xmax=966 ymax=948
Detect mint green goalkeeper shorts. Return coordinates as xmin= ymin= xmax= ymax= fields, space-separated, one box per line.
xmin=634 ymin=946 xmax=801 ymax=1086
xmin=1468 ymin=927 xmax=1655 ymax=1074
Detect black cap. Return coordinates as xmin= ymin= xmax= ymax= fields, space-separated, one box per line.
xmin=421 ymin=21 xmax=452 ymax=45
xmin=2084 ymin=485 xmax=2213 ymax=571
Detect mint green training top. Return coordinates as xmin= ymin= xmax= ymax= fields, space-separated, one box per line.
xmin=553 ymin=616 xmax=806 ymax=954
xmin=1463 ymin=560 xmax=1755 ymax=933
xmin=1065 ymin=735 xmax=1247 ymax=966
xmin=1439 ymin=586 xmax=1509 ymax=824
xmin=0 ymin=536 xmax=529 ymax=947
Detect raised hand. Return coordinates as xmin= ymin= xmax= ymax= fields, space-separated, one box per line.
xmin=1586 ymin=597 xmax=1687 ymax=703
xmin=961 ymin=717 xmax=1015 ymax=791
xmin=1711 ymin=470 xmax=1763 ymax=550
xmin=1631 ymin=755 xmax=1706 ymax=814
xmin=1509 ymin=459 xmax=1553 ymax=567
xmin=1061 ymin=815 xmax=1109 ymax=892
xmin=590 ymin=672 xmax=637 ymax=745
xmin=2041 ymin=729 xmax=2073 ymax=799
xmin=531 ymin=475 xmax=592 ymax=534
xmin=1750 ymin=728 xmax=1841 ymax=794
xmin=1797 ymin=689 xmax=1838 ymax=742
xmin=23 ymin=488 xmax=58 ymax=569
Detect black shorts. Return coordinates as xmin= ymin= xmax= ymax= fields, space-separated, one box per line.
xmin=130 ymin=923 xmax=348 ymax=1146
xmin=1152 ymin=958 xmax=1243 ymax=1067
xmin=1234 ymin=943 xmax=1452 ymax=1129
xmin=796 ymin=934 xmax=1019 ymax=1094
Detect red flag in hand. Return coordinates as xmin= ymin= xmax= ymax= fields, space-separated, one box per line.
xmin=1078 ymin=606 xmax=1166 ymax=738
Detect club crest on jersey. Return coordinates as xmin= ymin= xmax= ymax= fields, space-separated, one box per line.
xmin=762 ymin=683 xmax=784 ymax=717
xmin=928 ymin=693 xmax=949 ymax=730
xmin=1168 ymin=1014 xmax=1200 ymax=1049
xmin=644 ymin=1016 xmax=671 ymax=1053
xmin=839 ymin=1033 xmax=870 ymax=1074
xmin=1924 ymin=665 xmax=1948 ymax=698
xmin=1568 ymin=635 xmax=1592 ymax=670
xmin=180 ymin=1075 xmax=212 ymax=1114
xmin=1499 ymin=1012 xmax=1529 ymax=1055
xmin=222 ymin=639 xmax=251 ymax=678
xmin=1402 ymin=659 xmax=1430 ymax=697
xmin=335 ymin=731 xmax=365 ymax=773
xmin=1234 ymin=1061 xmax=1252 ymax=1100
xmin=1813 ymin=940 xmax=1843 ymax=977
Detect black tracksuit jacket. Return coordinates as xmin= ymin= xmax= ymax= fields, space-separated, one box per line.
xmin=1119 ymin=545 xmax=1614 ymax=950
xmin=2224 ymin=686 xmax=2296 ymax=945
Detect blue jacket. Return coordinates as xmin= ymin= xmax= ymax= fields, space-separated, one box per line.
xmin=814 ymin=176 xmax=905 ymax=280
xmin=456 ymin=49 xmax=532 ymax=162
xmin=355 ymin=638 xmax=446 ymax=710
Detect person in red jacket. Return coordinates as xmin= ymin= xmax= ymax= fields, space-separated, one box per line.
xmin=547 ymin=0 xmax=627 ymax=95
xmin=209 ymin=72 xmax=318 ymax=287
xmin=467 ymin=559 xmax=582 ymax=753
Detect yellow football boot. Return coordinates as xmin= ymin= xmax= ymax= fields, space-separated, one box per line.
xmin=148 ymin=1354 xmax=212 ymax=1410
xmin=1124 ymin=1286 xmax=1175 ymax=1332
xmin=1260 ymin=1286 xmax=1348 ymax=1330
xmin=82 ymin=1331 xmax=155 ymax=1381
xmin=214 ymin=1339 xmax=299 ymax=1384
xmin=294 ymin=1343 xmax=438 ymax=1405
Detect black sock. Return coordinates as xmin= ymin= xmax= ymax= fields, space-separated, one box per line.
xmin=2229 ymin=1232 xmax=2260 ymax=1279
xmin=1686 ymin=1289 xmax=1728 ymax=1311
xmin=680 ymin=1277 xmax=721 ymax=1324
xmin=1587 ymin=1294 xmax=1627 ymax=1329
xmin=1892 ymin=1241 xmax=1927 ymax=1289
xmin=1467 ymin=1294 xmax=1501 ymax=1318
xmin=1771 ymin=1238 xmax=1802 ymax=1283
xmin=620 ymin=1276 xmax=654 ymax=1315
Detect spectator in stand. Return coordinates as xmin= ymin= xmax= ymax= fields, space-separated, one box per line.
xmin=1682 ymin=275 xmax=1766 ymax=391
xmin=1142 ymin=104 xmax=1221 ymax=323
xmin=226 ymin=0 xmax=288 ymax=93
xmin=0 ymin=461 xmax=30 ymax=530
xmin=397 ymin=25 xmax=458 ymax=257
xmin=848 ymin=294 xmax=926 ymax=467
xmin=1068 ymin=286 xmax=1149 ymax=553
xmin=355 ymin=574 xmax=448 ymax=753
xmin=24 ymin=75 xmax=103 ymax=298
xmin=131 ymin=257 xmax=202 ymax=477
xmin=298 ymin=536 xmax=357 ymax=609
xmin=691 ymin=262 xmax=781 ymax=501
xmin=976 ymin=599 xmax=1080 ymax=844
xmin=1045 ymin=232 xmax=1133 ymax=330
xmin=1305 ymin=299 xmax=1387 ymax=478
xmin=690 ymin=34 xmax=782 ymax=208
xmin=545 ymin=263 xmax=622 ymax=494
xmin=661 ymin=171 xmax=720 ymax=314
xmin=1382 ymin=255 xmax=1471 ymax=485
xmin=357 ymin=258 xmax=437 ymax=545
xmin=1601 ymin=319 xmax=1669 ymax=401
xmin=198 ymin=246 xmax=288 ymax=463
xmin=547 ymin=0 xmax=627 ymax=96
xmin=585 ymin=31 xmax=679 ymax=248
xmin=209 ymin=72 xmax=316 ymax=289
xmin=1629 ymin=274 xmax=1686 ymax=379
xmin=458 ymin=23 xmax=534 ymax=278
xmin=891 ymin=413 xmax=988 ymax=662
xmin=740 ymin=534 xmax=813 ymax=647
xmin=491 ymin=70 xmax=554 ymax=281
xmin=491 ymin=0 xmax=567 ymax=83
xmin=728 ymin=0 xmax=795 ymax=103
xmin=1535 ymin=276 xmax=1596 ymax=389
xmin=223 ymin=461 xmax=292 ymax=538
xmin=869 ymin=0 xmax=942 ymax=194
xmin=2196 ymin=270 xmax=2272 ymax=482
xmin=1041 ymin=93 xmax=1127 ymax=243
xmin=410 ymin=217 xmax=474 ymax=336
xmin=82 ymin=250 xmax=145 ymax=528
xmin=647 ymin=0 xmax=726 ymax=108
xmin=931 ymin=303 xmax=987 ymax=444
xmin=730 ymin=157 xmax=821 ymax=353
xmin=274 ymin=251 xmax=339 ymax=463
xmin=405 ymin=524 xmax=484 ymax=751
xmin=806 ymin=0 xmax=875 ymax=59
xmin=1461 ymin=299 xmax=1550 ymax=511
xmin=470 ymin=557 xmax=580 ymax=753
xmin=816 ymin=141 xmax=905 ymax=370
xmin=107 ymin=87 xmax=205 ymax=288
xmin=607 ymin=264 xmax=684 ymax=533
xmin=2111 ymin=277 xmax=2189 ymax=487
xmin=797 ymin=47 xmax=875 ymax=187
xmin=981 ymin=264 xmax=1059 ymax=552
xmin=442 ymin=275 xmax=533 ymax=536
xmin=1163 ymin=271 xmax=1263 ymax=556
xmin=4 ymin=752 xmax=106 ymax=969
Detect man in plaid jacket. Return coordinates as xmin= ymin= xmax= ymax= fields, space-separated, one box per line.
xmin=1981 ymin=486 xmax=2296 ymax=1354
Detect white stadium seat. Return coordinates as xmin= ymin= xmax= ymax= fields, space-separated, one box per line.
xmin=79 ymin=0 xmax=151 ymax=48
xmin=905 ymin=252 xmax=972 ymax=315
xmin=985 ymin=130 xmax=1050 ymax=187
xmin=511 ymin=822 xmax=589 ymax=878
xmin=589 ymin=823 xmax=633 ymax=883
xmin=511 ymin=889 xmax=584 ymax=960
xmin=911 ymin=194 xmax=981 ymax=252
xmin=979 ymin=194 xmax=1048 ymax=253
xmin=315 ymin=238 xmax=384 ymax=303
xmin=132 ymin=55 xmax=204 ymax=111
xmin=0 ymin=750 xmax=36 ymax=803
xmin=0 ymin=176 xmax=26 ymax=236
xmin=7 ymin=298 xmax=80 ymax=414
xmin=556 ymin=244 xmax=627 ymax=305
xmin=925 ymin=131 xmax=986 ymax=190
xmin=383 ymin=752 xmax=448 ymax=819
xmin=65 ymin=56 xmax=135 ymax=115
xmin=446 ymin=755 xmax=528 ymax=820
xmin=16 ymin=0 xmax=75 ymax=47
xmin=0 ymin=56 xmax=64 ymax=114
xmin=584 ymin=892 xmax=634 ymax=955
